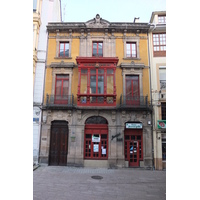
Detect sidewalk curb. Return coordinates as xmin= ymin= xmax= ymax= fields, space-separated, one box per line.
xmin=33 ymin=164 xmax=40 ymax=171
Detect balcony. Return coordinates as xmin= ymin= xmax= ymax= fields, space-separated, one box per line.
xmin=46 ymin=94 xmax=74 ymax=108
xmin=120 ymin=95 xmax=150 ymax=110
xmin=160 ymin=80 xmax=166 ymax=90
xmin=77 ymin=94 xmax=116 ymax=107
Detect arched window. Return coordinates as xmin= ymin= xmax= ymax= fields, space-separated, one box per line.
xmin=85 ymin=116 xmax=108 ymax=124
xmin=84 ymin=116 xmax=108 ymax=160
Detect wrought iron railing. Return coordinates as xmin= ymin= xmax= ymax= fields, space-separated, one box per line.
xmin=160 ymin=80 xmax=166 ymax=90
xmin=120 ymin=95 xmax=149 ymax=107
xmin=77 ymin=94 xmax=116 ymax=106
xmin=46 ymin=94 xmax=74 ymax=106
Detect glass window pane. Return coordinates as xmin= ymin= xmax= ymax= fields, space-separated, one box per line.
xmin=107 ymin=69 xmax=113 ymax=74
xmin=90 ymin=76 xmax=96 ymax=93
xmin=81 ymin=75 xmax=87 ymax=93
xmin=56 ymin=75 xmax=69 ymax=79
xmin=98 ymin=69 xmax=104 ymax=74
xmin=81 ymin=69 xmax=88 ymax=74
xmin=64 ymin=43 xmax=69 ymax=57
xmin=33 ymin=0 xmax=37 ymax=11
xmin=98 ymin=76 xmax=104 ymax=94
xmin=98 ymin=43 xmax=103 ymax=56
xmin=56 ymin=80 xmax=62 ymax=95
xmin=93 ymin=43 xmax=97 ymax=56
xmin=107 ymin=76 xmax=113 ymax=94
xmin=126 ymin=80 xmax=132 ymax=95
xmin=90 ymin=69 xmax=96 ymax=74
xmin=159 ymin=68 xmax=166 ymax=81
xmin=63 ymin=80 xmax=69 ymax=95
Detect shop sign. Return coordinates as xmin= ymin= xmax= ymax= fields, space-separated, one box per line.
xmin=92 ymin=134 xmax=100 ymax=142
xmin=126 ymin=123 xmax=143 ymax=129
xmin=157 ymin=120 xmax=166 ymax=129
xmin=33 ymin=118 xmax=39 ymax=123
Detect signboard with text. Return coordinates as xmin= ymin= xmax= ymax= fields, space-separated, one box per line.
xmin=126 ymin=123 xmax=143 ymax=129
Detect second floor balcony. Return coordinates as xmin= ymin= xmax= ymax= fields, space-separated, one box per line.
xmin=44 ymin=94 xmax=151 ymax=110
xmin=46 ymin=94 xmax=74 ymax=108
xmin=77 ymin=93 xmax=116 ymax=106
xmin=120 ymin=95 xmax=149 ymax=109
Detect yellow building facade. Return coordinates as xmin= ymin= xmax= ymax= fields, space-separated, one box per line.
xmin=40 ymin=14 xmax=153 ymax=168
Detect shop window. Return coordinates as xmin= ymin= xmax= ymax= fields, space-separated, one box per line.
xmin=84 ymin=117 xmax=108 ymax=160
xmin=153 ymin=33 xmax=166 ymax=57
xmin=161 ymin=102 xmax=166 ymax=120
xmin=59 ymin=42 xmax=69 ymax=57
xmin=162 ymin=138 xmax=166 ymax=161
xmin=92 ymin=42 xmax=103 ymax=57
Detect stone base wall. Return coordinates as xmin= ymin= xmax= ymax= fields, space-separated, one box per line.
xmin=39 ymin=109 xmax=153 ymax=168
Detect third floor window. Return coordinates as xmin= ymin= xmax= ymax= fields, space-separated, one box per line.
xmin=92 ymin=42 xmax=103 ymax=57
xmin=153 ymin=33 xmax=166 ymax=57
xmin=59 ymin=42 xmax=69 ymax=57
xmin=158 ymin=15 xmax=166 ymax=24
xmin=126 ymin=42 xmax=137 ymax=58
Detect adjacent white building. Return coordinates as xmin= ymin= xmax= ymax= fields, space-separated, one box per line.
xmin=148 ymin=11 xmax=166 ymax=170
xmin=33 ymin=0 xmax=62 ymax=164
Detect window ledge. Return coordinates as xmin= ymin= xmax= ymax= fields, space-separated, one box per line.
xmin=54 ymin=57 xmax=72 ymax=59
xmin=123 ymin=57 xmax=141 ymax=60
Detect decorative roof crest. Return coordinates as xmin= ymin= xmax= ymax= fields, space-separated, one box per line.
xmin=85 ymin=14 xmax=110 ymax=28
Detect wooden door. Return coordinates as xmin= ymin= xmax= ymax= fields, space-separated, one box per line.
xmin=126 ymin=75 xmax=139 ymax=105
xmin=124 ymin=131 xmax=143 ymax=167
xmin=49 ymin=121 xmax=68 ymax=166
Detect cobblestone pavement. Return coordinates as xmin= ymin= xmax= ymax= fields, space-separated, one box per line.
xmin=33 ymin=166 xmax=166 ymax=200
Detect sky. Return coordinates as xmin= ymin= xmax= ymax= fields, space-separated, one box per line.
xmin=61 ymin=0 xmax=166 ymax=23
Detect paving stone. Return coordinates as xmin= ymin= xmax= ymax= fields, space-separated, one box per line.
xmin=33 ymin=166 xmax=166 ymax=200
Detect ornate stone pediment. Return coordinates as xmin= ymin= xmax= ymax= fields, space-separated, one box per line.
xmin=85 ymin=14 xmax=110 ymax=28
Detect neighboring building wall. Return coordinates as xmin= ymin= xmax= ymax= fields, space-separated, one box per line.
xmin=33 ymin=0 xmax=42 ymax=86
xmin=149 ymin=11 xmax=166 ymax=170
xmin=33 ymin=0 xmax=61 ymax=164
xmin=40 ymin=15 xmax=153 ymax=168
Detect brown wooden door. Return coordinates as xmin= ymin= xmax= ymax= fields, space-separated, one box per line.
xmin=124 ymin=130 xmax=143 ymax=167
xmin=49 ymin=121 xmax=68 ymax=166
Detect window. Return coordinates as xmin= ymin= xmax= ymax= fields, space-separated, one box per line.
xmin=33 ymin=0 xmax=37 ymax=12
xmin=126 ymin=42 xmax=137 ymax=58
xmin=54 ymin=75 xmax=69 ymax=104
xmin=84 ymin=117 xmax=108 ymax=160
xmin=159 ymin=67 xmax=166 ymax=90
xmin=78 ymin=66 xmax=116 ymax=106
xmin=125 ymin=75 xmax=140 ymax=105
xmin=92 ymin=42 xmax=103 ymax=57
xmin=153 ymin=33 xmax=166 ymax=57
xmin=161 ymin=102 xmax=166 ymax=120
xmin=158 ymin=15 xmax=166 ymax=24
xmin=59 ymin=42 xmax=69 ymax=57
xmin=162 ymin=137 xmax=166 ymax=161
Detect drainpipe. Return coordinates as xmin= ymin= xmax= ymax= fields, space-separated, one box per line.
xmin=38 ymin=26 xmax=49 ymax=164
xmin=147 ymin=24 xmax=155 ymax=170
